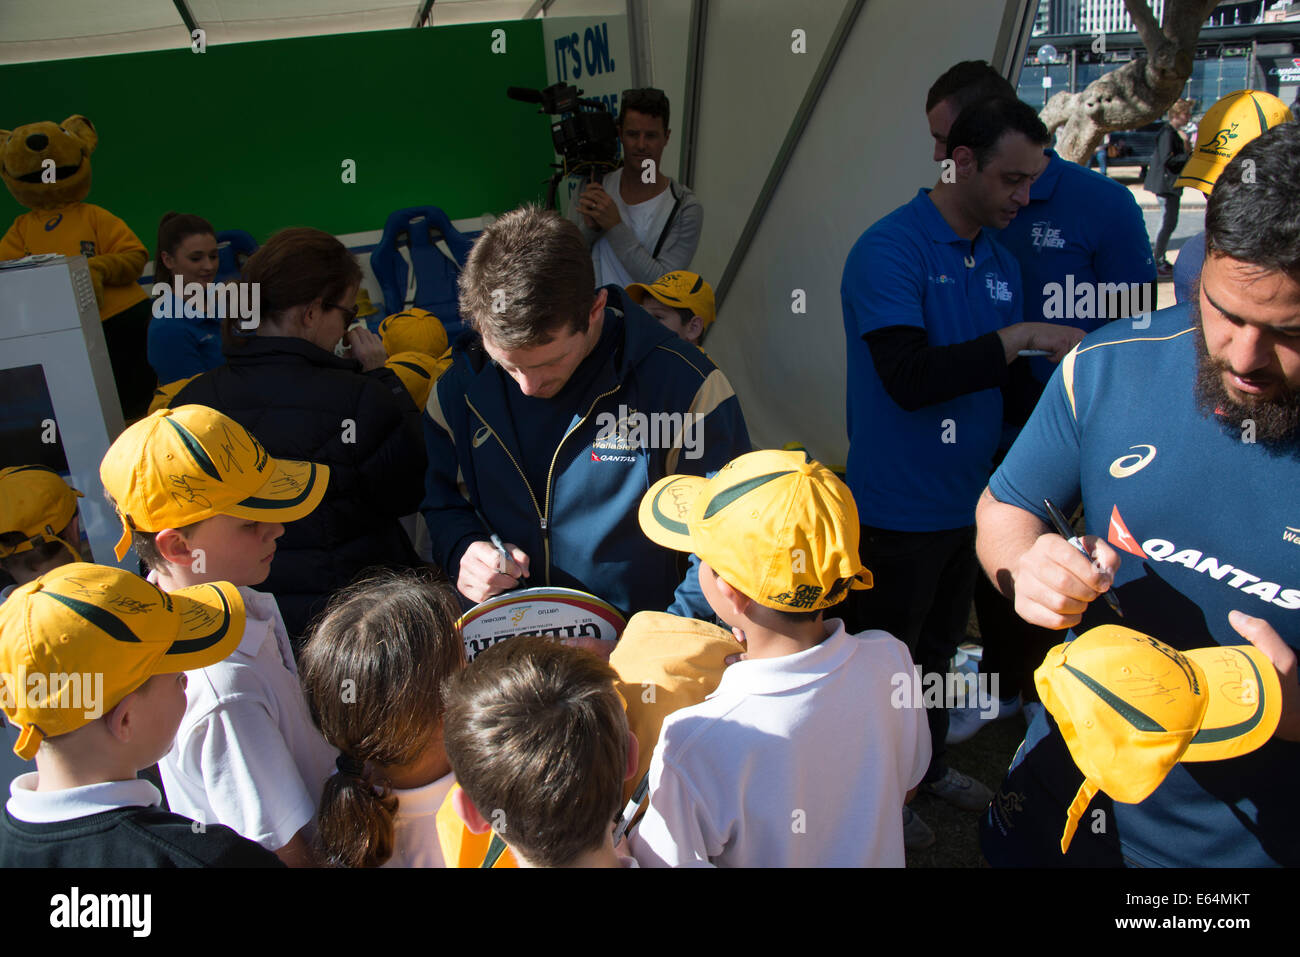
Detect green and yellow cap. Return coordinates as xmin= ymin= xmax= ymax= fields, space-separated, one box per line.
xmin=638 ymin=449 xmax=872 ymax=612
xmin=99 ymin=405 xmax=329 ymax=561
xmin=1036 ymin=624 xmax=1281 ymax=854
xmin=1176 ymin=90 xmax=1294 ymax=194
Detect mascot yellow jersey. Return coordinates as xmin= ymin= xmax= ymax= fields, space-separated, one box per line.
xmin=0 ymin=114 xmax=148 ymax=321
xmin=0 ymin=203 xmax=147 ymax=319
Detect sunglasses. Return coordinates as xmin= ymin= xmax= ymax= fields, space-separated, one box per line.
xmin=325 ymin=301 xmax=360 ymax=325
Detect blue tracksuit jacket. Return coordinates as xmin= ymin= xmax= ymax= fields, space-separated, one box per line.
xmin=420 ymin=285 xmax=751 ymax=620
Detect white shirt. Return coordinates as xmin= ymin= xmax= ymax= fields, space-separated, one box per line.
xmin=381 ymin=771 xmax=456 ymax=869
xmin=630 ymin=620 xmax=931 ymax=868
xmin=593 ymin=169 xmax=675 ymax=288
xmin=7 ymin=773 xmax=161 ymax=822
xmin=158 ymin=585 xmax=338 ymax=851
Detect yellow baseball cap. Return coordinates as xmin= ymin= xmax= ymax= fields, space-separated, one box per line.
xmin=379 ymin=308 xmax=449 ymax=358
xmin=1175 ymin=90 xmax=1294 ymax=194
xmin=0 ymin=563 xmax=245 ymax=759
xmin=99 ymin=405 xmax=330 ymax=561
xmin=626 ymin=272 xmax=717 ymax=331
xmin=638 ymin=449 xmax=872 ymax=613
xmin=0 ymin=466 xmax=84 ymax=562
xmin=1035 ymin=624 xmax=1282 ymax=854
xmin=386 ymin=350 xmax=452 ymax=410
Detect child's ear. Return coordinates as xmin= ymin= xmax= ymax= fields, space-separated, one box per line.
xmin=686 ymin=315 xmax=704 ymax=343
xmin=103 ymin=691 xmax=136 ymax=743
xmin=624 ymin=729 xmax=640 ymax=782
xmin=153 ymin=528 xmax=191 ymax=566
xmin=712 ymin=574 xmax=751 ymax=619
xmin=452 ymin=788 xmax=492 ymax=834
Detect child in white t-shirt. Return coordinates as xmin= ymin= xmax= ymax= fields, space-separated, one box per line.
xmin=631 ymin=449 xmax=931 ymax=867
xmin=298 ymin=569 xmax=466 ymax=868
xmin=99 ymin=405 xmax=337 ymax=866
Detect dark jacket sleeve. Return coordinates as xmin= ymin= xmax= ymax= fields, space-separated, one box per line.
xmin=420 ymin=376 xmax=488 ymax=582
xmin=665 ymin=367 xmax=752 ymax=620
xmin=1146 ymin=125 xmax=1189 ymax=196
xmin=864 ymin=325 xmax=1009 ymax=412
xmin=354 ymin=367 xmax=427 ymax=517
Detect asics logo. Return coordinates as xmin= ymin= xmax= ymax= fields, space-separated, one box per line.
xmin=1108 ymin=444 xmax=1156 ymax=479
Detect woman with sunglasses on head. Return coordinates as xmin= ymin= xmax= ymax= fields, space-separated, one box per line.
xmin=169 ymin=227 xmax=427 ymax=644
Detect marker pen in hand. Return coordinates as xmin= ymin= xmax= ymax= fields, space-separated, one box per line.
xmin=1043 ymin=498 xmax=1123 ymax=618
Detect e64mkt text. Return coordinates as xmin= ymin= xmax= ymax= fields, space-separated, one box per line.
xmin=1127 ymin=894 xmax=1250 ymax=908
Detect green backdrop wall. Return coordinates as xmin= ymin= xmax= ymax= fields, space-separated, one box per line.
xmin=0 ymin=21 xmax=554 ymax=249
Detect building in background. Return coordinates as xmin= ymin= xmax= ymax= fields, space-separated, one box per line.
xmin=1023 ymin=0 xmax=1300 ymax=113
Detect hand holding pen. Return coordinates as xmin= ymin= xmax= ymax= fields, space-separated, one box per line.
xmin=1043 ymin=498 xmax=1123 ymax=618
xmin=1008 ymin=498 xmax=1123 ymax=631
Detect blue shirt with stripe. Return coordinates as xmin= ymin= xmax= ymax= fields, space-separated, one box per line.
xmin=842 ymin=188 xmax=1022 ymax=531
xmin=988 ymin=303 xmax=1300 ymax=866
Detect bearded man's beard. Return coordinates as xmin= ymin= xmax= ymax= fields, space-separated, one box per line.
xmin=1192 ymin=295 xmax=1300 ymax=449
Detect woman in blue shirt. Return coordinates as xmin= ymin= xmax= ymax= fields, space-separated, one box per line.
xmin=147 ymin=212 xmax=225 ymax=384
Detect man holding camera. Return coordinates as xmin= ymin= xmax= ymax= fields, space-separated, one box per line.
xmin=569 ymin=88 xmax=703 ymax=287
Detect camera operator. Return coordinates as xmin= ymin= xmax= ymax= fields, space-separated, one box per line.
xmin=569 ymin=88 xmax=703 ymax=287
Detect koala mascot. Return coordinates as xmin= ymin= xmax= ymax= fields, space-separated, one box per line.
xmin=0 ymin=115 xmax=155 ymax=419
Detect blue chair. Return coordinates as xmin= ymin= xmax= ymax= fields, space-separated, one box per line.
xmin=215 ymin=229 xmax=259 ymax=283
xmin=370 ymin=206 xmax=477 ymax=338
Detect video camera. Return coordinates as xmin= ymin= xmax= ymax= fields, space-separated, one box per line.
xmin=507 ymin=83 xmax=620 ymax=206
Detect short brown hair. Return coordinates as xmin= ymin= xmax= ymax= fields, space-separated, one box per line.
xmin=458 ymin=205 xmax=595 ymax=349
xmin=233 ymin=226 xmax=361 ymax=340
xmin=300 ymin=569 xmax=466 ymax=868
xmin=442 ymin=636 xmax=627 ymax=867
xmin=0 ymin=526 xmax=74 ymax=579
xmin=103 ymin=492 xmax=201 ymax=573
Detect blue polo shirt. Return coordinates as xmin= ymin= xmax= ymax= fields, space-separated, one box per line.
xmin=984 ymin=305 xmax=1299 ymax=866
xmin=995 ymin=150 xmax=1155 ymax=384
xmin=147 ymin=286 xmax=225 ymax=384
xmin=841 ymin=188 xmax=1022 ymax=532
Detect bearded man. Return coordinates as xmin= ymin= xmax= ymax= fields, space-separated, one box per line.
xmin=974 ymin=121 xmax=1300 ymax=867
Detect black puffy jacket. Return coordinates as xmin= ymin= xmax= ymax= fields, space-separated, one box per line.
xmin=172 ymin=336 xmax=427 ymax=638
xmin=1145 ymin=123 xmax=1190 ymax=197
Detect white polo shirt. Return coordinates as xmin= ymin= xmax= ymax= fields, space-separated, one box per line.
xmin=382 ymin=771 xmax=456 ymax=869
xmin=158 ymin=586 xmax=338 ymax=851
xmin=8 ymin=773 xmax=162 ymax=822
xmin=630 ymin=620 xmax=931 ymax=868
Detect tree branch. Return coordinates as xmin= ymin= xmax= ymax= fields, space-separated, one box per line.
xmin=1122 ymin=0 xmax=1165 ymax=54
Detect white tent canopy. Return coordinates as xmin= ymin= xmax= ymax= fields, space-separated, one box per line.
xmin=0 ymin=0 xmax=565 ymax=64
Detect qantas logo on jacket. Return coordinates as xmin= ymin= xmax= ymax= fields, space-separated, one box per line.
xmin=1107 ymin=504 xmax=1300 ymax=610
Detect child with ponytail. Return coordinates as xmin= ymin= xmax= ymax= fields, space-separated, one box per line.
xmin=299 ymin=569 xmax=465 ymax=868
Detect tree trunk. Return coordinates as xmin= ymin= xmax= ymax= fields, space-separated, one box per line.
xmin=1039 ymin=0 xmax=1219 ymax=164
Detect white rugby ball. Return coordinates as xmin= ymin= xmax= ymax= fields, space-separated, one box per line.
xmin=456 ymin=586 xmax=627 ymax=661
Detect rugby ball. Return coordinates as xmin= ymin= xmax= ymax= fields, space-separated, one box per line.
xmin=457 ymin=586 xmax=627 ymax=661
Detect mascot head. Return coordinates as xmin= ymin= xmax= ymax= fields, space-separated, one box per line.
xmin=0 ymin=115 xmax=97 ymax=211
